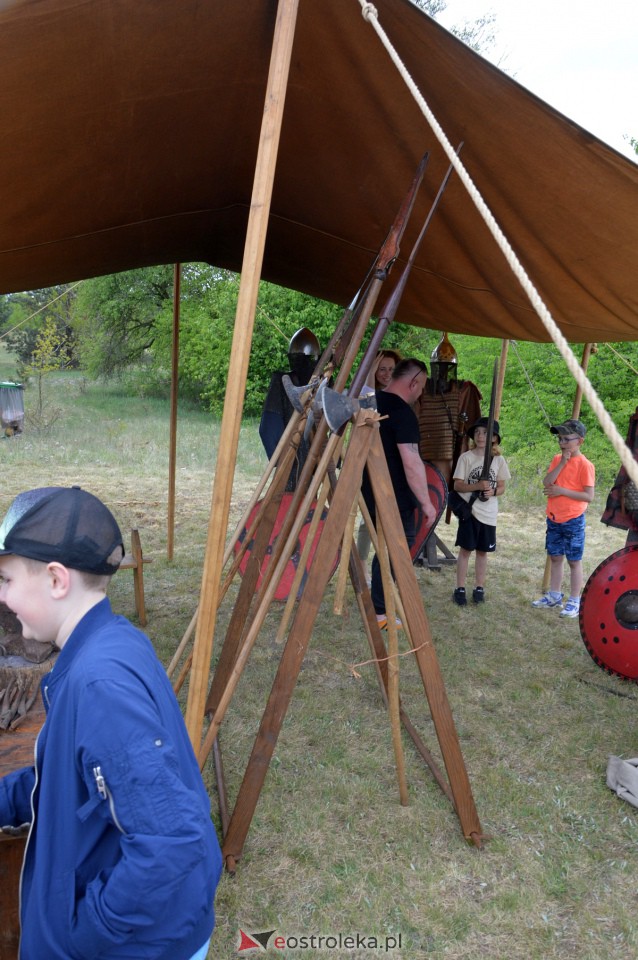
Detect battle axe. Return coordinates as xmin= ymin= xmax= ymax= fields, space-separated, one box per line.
xmin=321 ymin=385 xmax=377 ymax=433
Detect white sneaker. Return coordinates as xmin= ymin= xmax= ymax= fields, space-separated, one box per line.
xmin=532 ymin=592 xmax=564 ymax=609
xmin=559 ymin=599 xmax=580 ymax=619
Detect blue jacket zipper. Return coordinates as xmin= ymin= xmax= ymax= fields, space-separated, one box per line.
xmin=93 ymin=766 xmax=125 ymax=834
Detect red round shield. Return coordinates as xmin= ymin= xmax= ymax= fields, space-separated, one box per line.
xmin=410 ymin=461 xmax=448 ymax=561
xmin=580 ymin=544 xmax=638 ymax=680
xmin=234 ymin=492 xmax=339 ymax=601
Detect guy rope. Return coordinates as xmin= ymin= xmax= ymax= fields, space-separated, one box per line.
xmin=358 ymin=0 xmax=638 ymax=489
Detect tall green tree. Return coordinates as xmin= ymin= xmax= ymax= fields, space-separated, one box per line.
xmin=72 ymin=266 xmax=174 ymax=378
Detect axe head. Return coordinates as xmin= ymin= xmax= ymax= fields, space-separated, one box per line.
xmin=282 ymin=375 xmax=310 ymax=413
xmin=312 ymin=378 xmax=327 ymax=418
xmin=322 ymin=386 xmax=377 ymax=433
xmin=282 ymin=374 xmax=327 ymax=413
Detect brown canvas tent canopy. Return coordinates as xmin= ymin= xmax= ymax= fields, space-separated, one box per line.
xmin=0 ymin=0 xmax=637 ymax=343
xmin=1 ymin=0 xmax=637 ymax=853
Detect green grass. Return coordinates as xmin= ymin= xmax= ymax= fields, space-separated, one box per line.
xmin=2 ymin=359 xmax=637 ymax=960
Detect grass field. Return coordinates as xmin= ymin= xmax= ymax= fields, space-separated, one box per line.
xmin=1 ymin=356 xmax=637 ymax=959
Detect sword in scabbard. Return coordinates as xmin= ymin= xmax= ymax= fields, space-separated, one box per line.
xmin=445 ymin=410 xmax=468 ymax=524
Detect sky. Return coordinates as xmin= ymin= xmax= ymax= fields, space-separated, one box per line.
xmin=437 ymin=0 xmax=637 ymax=161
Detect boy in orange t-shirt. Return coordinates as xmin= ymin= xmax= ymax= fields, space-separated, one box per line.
xmin=531 ymin=419 xmax=595 ymax=619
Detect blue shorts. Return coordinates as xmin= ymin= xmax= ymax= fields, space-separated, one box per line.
xmin=545 ymin=514 xmax=586 ymax=561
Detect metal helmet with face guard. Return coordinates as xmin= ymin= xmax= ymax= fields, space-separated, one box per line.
xmin=287 ymin=327 xmax=320 ymax=382
xmin=428 ymin=332 xmax=458 ymax=391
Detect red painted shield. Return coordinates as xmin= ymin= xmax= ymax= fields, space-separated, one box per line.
xmin=234 ymin=492 xmax=339 ymax=601
xmin=410 ymin=461 xmax=448 ymax=561
xmin=580 ymin=545 xmax=638 ymax=680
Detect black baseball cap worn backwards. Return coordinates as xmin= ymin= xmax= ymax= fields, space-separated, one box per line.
xmin=0 ymin=486 xmax=124 ymax=574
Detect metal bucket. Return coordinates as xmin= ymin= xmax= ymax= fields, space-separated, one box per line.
xmin=0 ymin=383 xmax=24 ymax=436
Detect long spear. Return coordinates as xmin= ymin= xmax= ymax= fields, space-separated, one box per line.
xmin=334 ymin=149 xmax=461 ymax=607
xmin=348 ymin=144 xmax=463 ymax=399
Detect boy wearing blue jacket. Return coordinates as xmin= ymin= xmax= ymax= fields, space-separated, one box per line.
xmin=0 ymin=486 xmax=222 ymax=960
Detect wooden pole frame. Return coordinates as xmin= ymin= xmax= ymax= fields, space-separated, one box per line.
xmin=174 ymin=138 xmax=472 ymax=863
xmin=212 ymin=410 xmax=483 ymax=865
xmin=184 ymin=0 xmax=300 ymax=745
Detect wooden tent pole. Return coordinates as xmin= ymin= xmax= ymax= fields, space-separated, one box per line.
xmin=572 ymin=343 xmax=595 ymax=419
xmin=495 ymin=338 xmax=509 ymax=420
xmin=184 ymin=0 xmax=300 ymax=745
xmin=542 ymin=342 xmax=595 ymax=592
xmin=167 ymin=263 xmax=181 ymax=562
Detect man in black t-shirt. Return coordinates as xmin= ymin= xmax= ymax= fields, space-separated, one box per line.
xmin=361 ymin=358 xmax=437 ymax=627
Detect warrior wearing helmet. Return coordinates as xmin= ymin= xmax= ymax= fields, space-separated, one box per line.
xmin=416 ymin=332 xmax=482 ymax=486
xmin=259 ymin=327 xmax=320 ymax=491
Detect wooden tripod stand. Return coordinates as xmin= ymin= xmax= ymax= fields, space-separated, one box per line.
xmin=198 ymin=407 xmax=484 ymax=869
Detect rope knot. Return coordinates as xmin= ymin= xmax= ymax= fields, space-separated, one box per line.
xmin=361 ymin=3 xmax=378 ymax=22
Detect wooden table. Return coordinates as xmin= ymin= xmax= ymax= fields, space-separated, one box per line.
xmin=0 ymin=697 xmax=45 ymax=960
